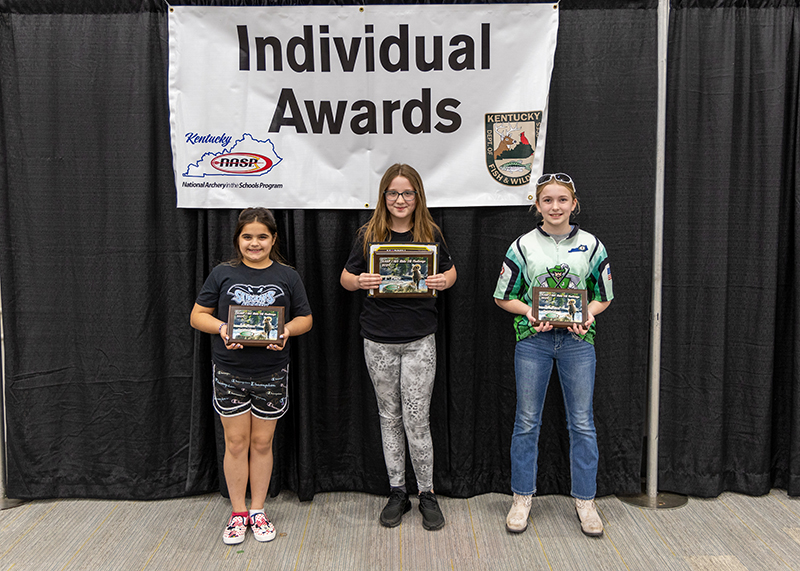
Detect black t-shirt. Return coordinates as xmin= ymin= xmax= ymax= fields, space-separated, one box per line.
xmin=344 ymin=229 xmax=454 ymax=344
xmin=195 ymin=261 xmax=312 ymax=377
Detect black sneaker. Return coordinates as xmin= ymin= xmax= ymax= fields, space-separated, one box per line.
xmin=418 ymin=491 xmax=445 ymax=531
xmin=380 ymin=489 xmax=411 ymax=527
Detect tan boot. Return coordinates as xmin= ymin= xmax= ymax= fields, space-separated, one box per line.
xmin=575 ymin=498 xmax=603 ymax=537
xmin=505 ymin=493 xmax=532 ymax=533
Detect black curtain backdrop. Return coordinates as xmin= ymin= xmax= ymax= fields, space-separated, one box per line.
xmin=659 ymin=0 xmax=800 ymax=497
xmin=0 ymin=0 xmax=794 ymax=503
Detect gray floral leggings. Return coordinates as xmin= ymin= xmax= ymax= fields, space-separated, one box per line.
xmin=364 ymin=334 xmax=436 ymax=492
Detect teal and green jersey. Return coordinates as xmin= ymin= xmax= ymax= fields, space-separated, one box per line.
xmin=493 ymin=223 xmax=613 ymax=344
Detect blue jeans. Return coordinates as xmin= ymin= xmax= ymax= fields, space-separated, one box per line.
xmin=511 ymin=330 xmax=598 ymax=500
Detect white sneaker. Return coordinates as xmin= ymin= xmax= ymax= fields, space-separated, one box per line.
xmin=222 ymin=514 xmax=248 ymax=545
xmin=505 ymin=493 xmax=532 ymax=533
xmin=250 ymin=512 xmax=277 ymax=542
xmin=575 ymin=498 xmax=603 ymax=537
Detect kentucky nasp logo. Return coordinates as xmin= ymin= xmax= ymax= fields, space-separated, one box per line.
xmin=182 ymin=133 xmax=282 ymax=178
xmin=485 ymin=112 xmax=541 ymax=186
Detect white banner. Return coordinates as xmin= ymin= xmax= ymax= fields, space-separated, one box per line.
xmin=168 ymin=4 xmax=558 ymax=209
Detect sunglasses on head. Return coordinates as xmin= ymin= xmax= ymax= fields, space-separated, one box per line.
xmin=537 ymin=173 xmax=573 ymax=186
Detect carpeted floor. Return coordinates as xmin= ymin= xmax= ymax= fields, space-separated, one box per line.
xmin=1 ymin=489 xmax=799 ymax=570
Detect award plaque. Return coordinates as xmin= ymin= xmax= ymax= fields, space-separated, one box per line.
xmin=226 ymin=305 xmax=285 ymax=346
xmin=368 ymin=243 xmax=438 ymax=298
xmin=531 ymin=288 xmax=588 ymax=328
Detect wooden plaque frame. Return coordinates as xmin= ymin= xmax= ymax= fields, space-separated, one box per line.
xmin=531 ymin=288 xmax=588 ymax=328
xmin=226 ymin=305 xmax=285 ymax=346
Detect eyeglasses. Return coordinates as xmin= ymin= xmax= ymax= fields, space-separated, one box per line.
xmin=537 ymin=173 xmax=574 ymax=186
xmin=384 ymin=190 xmax=417 ymax=202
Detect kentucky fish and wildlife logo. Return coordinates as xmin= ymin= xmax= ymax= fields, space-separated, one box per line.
xmin=485 ymin=112 xmax=541 ymax=186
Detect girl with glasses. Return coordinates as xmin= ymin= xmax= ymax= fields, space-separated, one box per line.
xmin=340 ymin=163 xmax=457 ymax=531
xmin=493 ymin=173 xmax=613 ymax=537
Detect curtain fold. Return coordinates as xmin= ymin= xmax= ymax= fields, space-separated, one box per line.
xmin=0 ymin=8 xmax=219 ymax=498
xmin=659 ymin=1 xmax=800 ymax=497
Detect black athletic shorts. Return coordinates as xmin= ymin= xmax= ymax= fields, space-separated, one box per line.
xmin=212 ymin=364 xmax=289 ymax=420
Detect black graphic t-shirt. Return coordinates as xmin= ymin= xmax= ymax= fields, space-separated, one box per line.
xmin=196 ymin=261 xmax=312 ymax=377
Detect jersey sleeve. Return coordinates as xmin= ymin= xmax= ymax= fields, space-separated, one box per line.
xmin=493 ymin=238 xmax=529 ymax=302
xmin=586 ymin=240 xmax=614 ymax=302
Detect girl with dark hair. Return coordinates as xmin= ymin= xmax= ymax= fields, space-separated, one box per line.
xmin=191 ymin=207 xmax=312 ymax=545
xmin=493 ymin=173 xmax=613 ymax=537
xmin=340 ymin=164 xmax=457 ymax=531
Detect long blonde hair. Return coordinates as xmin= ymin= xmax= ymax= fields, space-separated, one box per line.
xmin=360 ymin=163 xmax=443 ymax=257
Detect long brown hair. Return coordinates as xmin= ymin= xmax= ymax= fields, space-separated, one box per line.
xmin=360 ymin=163 xmax=443 ymax=257
xmin=228 ymin=207 xmax=288 ymax=266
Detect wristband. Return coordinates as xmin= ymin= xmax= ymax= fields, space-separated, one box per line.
xmin=218 ymin=322 xmax=225 ymax=334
